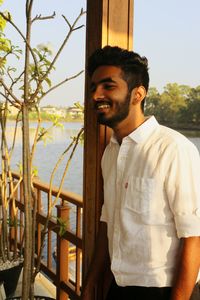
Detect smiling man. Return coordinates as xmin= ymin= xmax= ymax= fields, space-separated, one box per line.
xmin=81 ymin=46 xmax=200 ymax=300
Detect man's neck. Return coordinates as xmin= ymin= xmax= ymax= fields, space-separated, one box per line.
xmin=113 ymin=114 xmax=145 ymax=144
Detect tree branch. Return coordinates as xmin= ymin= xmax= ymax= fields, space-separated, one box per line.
xmin=29 ymin=8 xmax=86 ymax=103
xmin=11 ymin=70 xmax=25 ymax=88
xmin=0 ymin=92 xmax=21 ymax=109
xmin=38 ymin=70 xmax=84 ymax=102
xmin=0 ymin=11 xmax=38 ymax=72
xmin=32 ymin=11 xmax=56 ymax=23
xmin=26 ymin=0 xmax=34 ymax=18
xmin=0 ymin=79 xmax=22 ymax=105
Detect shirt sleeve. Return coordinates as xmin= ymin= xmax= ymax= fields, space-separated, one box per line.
xmin=165 ymin=140 xmax=200 ymax=238
xmin=100 ymin=146 xmax=112 ymax=224
xmin=100 ymin=203 xmax=108 ymax=222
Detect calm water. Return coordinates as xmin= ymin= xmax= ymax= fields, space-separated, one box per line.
xmin=3 ymin=122 xmax=200 ymax=195
xmin=5 ymin=121 xmax=84 ymax=195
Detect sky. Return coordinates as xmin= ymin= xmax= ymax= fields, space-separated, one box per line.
xmin=134 ymin=0 xmax=200 ymax=92
xmin=1 ymin=0 xmax=200 ymax=106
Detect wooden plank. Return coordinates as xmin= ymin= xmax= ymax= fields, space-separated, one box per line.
xmin=83 ymin=0 xmax=104 ymax=282
xmin=108 ymin=0 xmax=130 ymax=48
xmin=83 ymin=0 xmax=134 ymax=293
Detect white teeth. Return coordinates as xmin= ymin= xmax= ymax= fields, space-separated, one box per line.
xmin=97 ymin=104 xmax=110 ymax=109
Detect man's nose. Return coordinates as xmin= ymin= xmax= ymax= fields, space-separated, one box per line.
xmin=92 ymin=86 xmax=105 ymax=101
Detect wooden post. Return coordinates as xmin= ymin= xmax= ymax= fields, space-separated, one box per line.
xmin=83 ymin=0 xmax=134 ymax=297
xmin=56 ymin=205 xmax=70 ymax=300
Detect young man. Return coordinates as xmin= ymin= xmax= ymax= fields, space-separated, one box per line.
xmin=82 ymin=46 xmax=200 ymax=300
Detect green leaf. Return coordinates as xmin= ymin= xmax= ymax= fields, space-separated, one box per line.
xmin=0 ymin=36 xmax=11 ymax=52
xmin=0 ymin=14 xmax=6 ymax=32
xmin=32 ymin=166 xmax=38 ymax=177
xmin=44 ymin=77 xmax=52 ymax=88
xmin=57 ymin=217 xmax=68 ymax=237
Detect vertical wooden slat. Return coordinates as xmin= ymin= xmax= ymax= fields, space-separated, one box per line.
xmin=75 ymin=207 xmax=81 ymax=292
xmin=56 ymin=205 xmax=70 ymax=300
xmin=83 ymin=0 xmax=134 ymax=292
xmin=36 ymin=189 xmax=41 ymax=256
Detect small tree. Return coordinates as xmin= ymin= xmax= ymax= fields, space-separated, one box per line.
xmin=0 ymin=1 xmax=85 ymax=299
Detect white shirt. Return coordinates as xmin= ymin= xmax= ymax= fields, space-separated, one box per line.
xmin=100 ymin=116 xmax=200 ymax=287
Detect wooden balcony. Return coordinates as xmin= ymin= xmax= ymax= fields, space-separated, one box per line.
xmin=9 ymin=172 xmax=83 ymax=300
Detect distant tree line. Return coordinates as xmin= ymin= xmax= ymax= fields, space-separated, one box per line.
xmin=7 ymin=109 xmax=84 ymax=122
xmin=145 ymin=83 xmax=200 ymax=129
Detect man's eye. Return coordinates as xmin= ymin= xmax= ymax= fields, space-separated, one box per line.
xmin=104 ymin=84 xmax=115 ymax=90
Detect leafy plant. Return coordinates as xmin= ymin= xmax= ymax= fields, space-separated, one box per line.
xmin=0 ymin=1 xmax=85 ymax=299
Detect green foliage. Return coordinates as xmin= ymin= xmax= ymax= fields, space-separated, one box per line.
xmin=8 ymin=216 xmax=21 ymax=228
xmin=145 ymin=83 xmax=200 ymax=128
xmin=37 ymin=126 xmax=53 ymax=145
xmin=32 ymin=166 xmax=38 ymax=177
xmin=73 ymin=101 xmax=84 ymax=112
xmin=50 ymin=115 xmax=64 ymax=129
xmin=0 ymin=35 xmax=11 ymax=52
xmin=0 ymin=13 xmax=6 ymax=32
xmin=0 ymin=8 xmax=22 ymax=74
xmin=57 ymin=217 xmax=68 ymax=237
xmin=28 ymin=44 xmax=54 ymax=100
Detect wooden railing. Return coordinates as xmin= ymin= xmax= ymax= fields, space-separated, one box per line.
xmin=10 ymin=172 xmax=83 ymax=300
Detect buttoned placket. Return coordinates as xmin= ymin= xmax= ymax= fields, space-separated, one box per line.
xmin=111 ymin=137 xmax=132 ymax=282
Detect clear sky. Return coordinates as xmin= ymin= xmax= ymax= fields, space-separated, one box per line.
xmin=134 ymin=0 xmax=200 ymax=92
xmin=1 ymin=0 xmax=200 ymax=106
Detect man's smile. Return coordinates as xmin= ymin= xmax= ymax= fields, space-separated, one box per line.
xmin=94 ymin=101 xmax=112 ymax=111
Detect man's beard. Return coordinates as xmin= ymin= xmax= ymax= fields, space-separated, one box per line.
xmin=97 ymin=92 xmax=131 ymax=128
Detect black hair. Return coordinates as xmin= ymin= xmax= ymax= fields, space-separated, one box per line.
xmin=87 ymin=46 xmax=149 ymax=112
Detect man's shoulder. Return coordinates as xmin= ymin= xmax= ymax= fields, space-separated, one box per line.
xmin=158 ymin=124 xmax=198 ymax=153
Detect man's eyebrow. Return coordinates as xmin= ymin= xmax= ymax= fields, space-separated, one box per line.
xmin=90 ymin=77 xmax=116 ymax=89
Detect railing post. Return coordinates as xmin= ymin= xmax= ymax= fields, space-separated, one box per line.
xmin=56 ymin=204 xmax=70 ymax=300
xmin=36 ymin=189 xmax=41 ymax=256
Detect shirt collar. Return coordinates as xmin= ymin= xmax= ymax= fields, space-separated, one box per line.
xmin=110 ymin=116 xmax=159 ymax=145
xmin=128 ymin=116 xmax=159 ymax=143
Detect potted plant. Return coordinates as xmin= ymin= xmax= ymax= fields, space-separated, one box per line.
xmin=0 ymin=1 xmax=85 ymax=298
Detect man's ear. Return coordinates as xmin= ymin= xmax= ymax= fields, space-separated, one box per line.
xmin=131 ymin=86 xmax=147 ymax=105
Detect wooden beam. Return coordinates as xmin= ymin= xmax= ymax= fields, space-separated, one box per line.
xmin=83 ymin=0 xmax=134 ymax=295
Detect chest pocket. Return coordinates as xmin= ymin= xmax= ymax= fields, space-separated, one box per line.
xmin=124 ymin=177 xmax=155 ymax=214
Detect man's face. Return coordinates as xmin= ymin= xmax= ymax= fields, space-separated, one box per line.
xmin=90 ymin=66 xmax=131 ymax=128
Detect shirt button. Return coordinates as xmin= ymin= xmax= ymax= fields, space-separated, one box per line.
xmin=195 ymin=208 xmax=200 ymax=217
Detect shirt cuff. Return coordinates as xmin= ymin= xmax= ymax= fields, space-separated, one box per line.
xmin=175 ymin=210 xmax=200 ymax=238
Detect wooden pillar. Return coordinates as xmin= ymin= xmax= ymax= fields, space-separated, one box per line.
xmin=83 ymin=0 xmax=134 ymax=293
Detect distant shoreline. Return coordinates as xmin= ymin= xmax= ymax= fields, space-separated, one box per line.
xmin=7 ymin=116 xmax=84 ymax=124
xmin=7 ymin=118 xmax=200 ymax=130
xmin=163 ymin=123 xmax=200 ymax=131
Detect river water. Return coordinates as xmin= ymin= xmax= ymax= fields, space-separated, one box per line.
xmin=3 ymin=121 xmax=200 ymax=196
xmin=6 ymin=121 xmax=84 ymax=195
